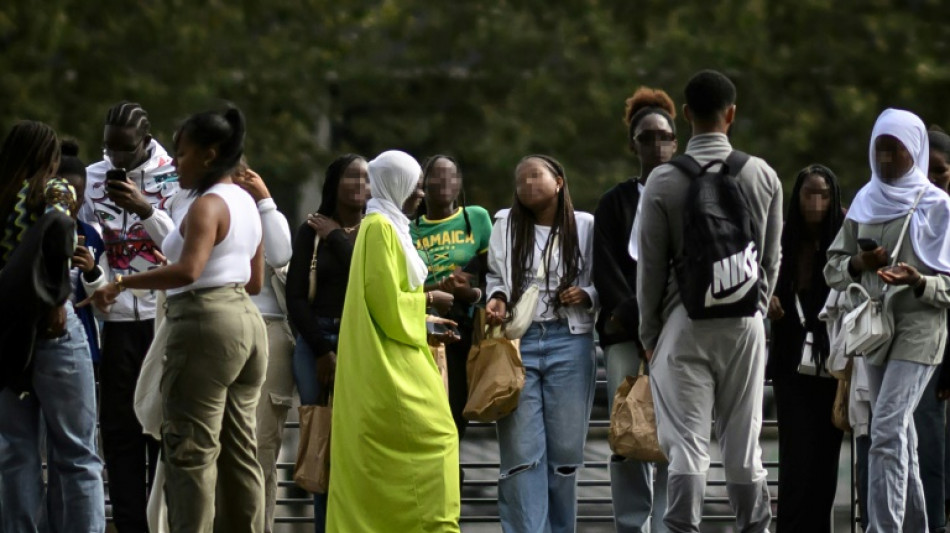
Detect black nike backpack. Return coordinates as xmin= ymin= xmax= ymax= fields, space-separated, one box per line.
xmin=668 ymin=150 xmax=762 ymax=319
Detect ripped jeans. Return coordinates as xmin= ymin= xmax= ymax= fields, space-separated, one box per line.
xmin=496 ymin=320 xmax=595 ymax=533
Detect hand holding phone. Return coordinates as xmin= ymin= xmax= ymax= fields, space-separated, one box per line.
xmin=857 ymin=238 xmax=879 ymax=252
xmin=106 ymin=168 xmax=128 ymax=183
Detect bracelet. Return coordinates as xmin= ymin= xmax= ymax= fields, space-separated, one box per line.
xmin=471 ymin=288 xmax=483 ymax=304
xmin=914 ymin=275 xmax=927 ymax=289
xmin=114 ymin=274 xmax=127 ymax=292
xmin=427 ymin=292 xmax=433 ymax=305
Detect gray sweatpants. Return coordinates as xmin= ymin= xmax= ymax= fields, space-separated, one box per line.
xmin=649 ymin=305 xmax=771 ymax=533
xmin=866 ymin=359 xmax=935 ymax=533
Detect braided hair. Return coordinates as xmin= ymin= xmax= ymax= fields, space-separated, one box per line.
xmin=0 ymin=121 xmax=60 ymax=224
xmin=507 ymin=155 xmax=581 ymax=317
xmin=105 ymin=101 xmax=150 ymax=137
xmin=414 ymin=155 xmax=471 ymax=235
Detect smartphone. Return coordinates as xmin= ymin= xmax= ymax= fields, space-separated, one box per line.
xmin=427 ymin=321 xmax=460 ymax=338
xmin=77 ymin=235 xmax=86 ymax=247
xmin=106 ymin=168 xmax=127 ymax=183
xmin=857 ymin=238 xmax=879 ymax=251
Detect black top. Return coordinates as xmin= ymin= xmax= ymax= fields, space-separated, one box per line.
xmin=592 ymin=179 xmax=641 ymax=347
xmin=766 ymin=246 xmax=831 ymax=380
xmin=286 ymin=223 xmax=354 ymax=357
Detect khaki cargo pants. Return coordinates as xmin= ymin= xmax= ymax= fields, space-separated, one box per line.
xmin=162 ymin=285 xmax=268 ymax=533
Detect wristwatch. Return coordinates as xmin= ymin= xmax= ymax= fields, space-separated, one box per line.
xmin=114 ymin=274 xmax=128 ymax=292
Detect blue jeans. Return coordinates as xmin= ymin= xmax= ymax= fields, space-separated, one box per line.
xmin=0 ymin=304 xmax=105 ymax=532
xmin=604 ymin=341 xmax=670 ymax=533
xmin=915 ymin=369 xmax=947 ymax=532
xmin=497 ymin=320 xmax=595 ymax=533
xmin=292 ymin=318 xmax=339 ymax=533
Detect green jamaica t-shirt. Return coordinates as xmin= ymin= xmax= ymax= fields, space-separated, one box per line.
xmin=411 ymin=206 xmax=493 ymax=285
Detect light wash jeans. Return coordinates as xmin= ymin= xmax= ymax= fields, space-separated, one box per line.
xmin=604 ymin=341 xmax=670 ymax=533
xmin=0 ymin=303 xmax=105 ymax=533
xmin=866 ymin=359 xmax=935 ymax=533
xmin=292 ymin=317 xmax=340 ymax=533
xmin=497 ymin=320 xmax=595 ymax=533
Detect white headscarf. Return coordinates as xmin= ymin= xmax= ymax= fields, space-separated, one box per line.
xmin=847 ymin=108 xmax=950 ymax=272
xmin=366 ymin=150 xmax=428 ymax=290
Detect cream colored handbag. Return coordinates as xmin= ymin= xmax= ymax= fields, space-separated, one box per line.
xmin=506 ymin=235 xmax=558 ymax=339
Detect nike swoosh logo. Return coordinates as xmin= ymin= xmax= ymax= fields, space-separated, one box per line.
xmin=705 ymin=275 xmax=757 ymax=306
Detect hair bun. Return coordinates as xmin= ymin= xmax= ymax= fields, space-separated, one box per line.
xmin=61 ymin=139 xmax=80 ymax=157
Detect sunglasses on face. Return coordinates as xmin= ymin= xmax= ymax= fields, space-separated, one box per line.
xmin=634 ymin=130 xmax=676 ymax=144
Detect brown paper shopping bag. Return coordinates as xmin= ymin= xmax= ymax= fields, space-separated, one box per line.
xmin=293 ymin=394 xmax=332 ymax=494
xmin=463 ymin=310 xmax=524 ymax=422
xmin=608 ymin=367 xmax=667 ymax=463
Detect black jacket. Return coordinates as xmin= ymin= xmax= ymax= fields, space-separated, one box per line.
xmin=592 ymin=179 xmax=641 ymax=347
xmin=0 ymin=211 xmax=75 ymax=393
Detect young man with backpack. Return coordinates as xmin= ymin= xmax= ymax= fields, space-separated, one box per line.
xmin=635 ymin=70 xmax=783 ymax=532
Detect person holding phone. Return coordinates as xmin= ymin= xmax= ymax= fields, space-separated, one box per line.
xmin=79 ymin=101 xmax=179 ymax=533
xmin=824 ymin=109 xmax=950 ymax=531
xmin=411 ymin=155 xmax=493 ymax=470
xmin=327 ymin=150 xmax=460 ymax=532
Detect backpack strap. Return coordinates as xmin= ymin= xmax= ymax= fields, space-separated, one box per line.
xmin=723 ymin=150 xmax=751 ymax=178
xmin=668 ymin=150 xmax=751 ymax=179
xmin=667 ymin=154 xmax=703 ymax=178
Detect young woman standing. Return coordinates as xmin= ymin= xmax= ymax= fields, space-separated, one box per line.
xmin=85 ymin=107 xmax=268 ymax=533
xmin=485 ymin=155 xmax=598 ymax=533
xmin=411 ymin=155 xmax=492 ymax=449
xmin=825 ymin=108 xmax=950 ymax=532
xmin=286 ymin=154 xmax=368 ymax=532
xmin=766 ymin=164 xmax=845 ymax=533
xmin=594 ymin=87 xmax=677 ymax=533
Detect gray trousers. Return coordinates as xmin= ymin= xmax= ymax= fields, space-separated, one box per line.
xmin=649 ymin=306 xmax=771 ymax=533
xmin=866 ymin=359 xmax=935 ymax=533
xmin=605 ymin=341 xmax=670 ymax=533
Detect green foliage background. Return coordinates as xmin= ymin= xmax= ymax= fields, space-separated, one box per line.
xmin=3 ymin=0 xmax=949 ymax=220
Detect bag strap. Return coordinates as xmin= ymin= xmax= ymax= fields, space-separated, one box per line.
xmin=889 ymin=187 xmax=927 ymax=268
xmin=794 ymin=295 xmax=807 ymax=329
xmin=668 ymin=151 xmax=750 ymax=180
xmin=310 ymin=233 xmax=321 ymax=272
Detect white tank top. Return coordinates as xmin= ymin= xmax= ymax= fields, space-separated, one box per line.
xmin=163 ymin=183 xmax=262 ymax=296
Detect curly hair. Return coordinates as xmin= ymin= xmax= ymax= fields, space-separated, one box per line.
xmin=623 ymin=87 xmax=677 ymax=143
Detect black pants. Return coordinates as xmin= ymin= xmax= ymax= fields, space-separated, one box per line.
xmin=445 ymin=321 xmax=473 ymax=440
xmin=773 ymin=371 xmax=844 ymax=533
xmin=100 ymin=321 xmax=161 ymax=533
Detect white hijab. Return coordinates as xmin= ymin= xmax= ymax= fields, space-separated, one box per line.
xmin=366 ymin=150 xmax=428 ymax=290
xmin=846 ymin=108 xmax=950 ymax=273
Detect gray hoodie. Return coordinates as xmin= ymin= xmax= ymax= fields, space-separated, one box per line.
xmin=636 ymin=133 xmax=783 ymax=350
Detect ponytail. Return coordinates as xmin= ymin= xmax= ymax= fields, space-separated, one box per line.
xmin=176 ymin=105 xmax=246 ymax=194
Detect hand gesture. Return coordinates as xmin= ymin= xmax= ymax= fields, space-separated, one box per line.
xmin=426 ymin=315 xmax=461 ymax=345
xmin=558 ymin=286 xmax=591 ymax=307
xmin=72 ymin=246 xmax=96 ymax=274
xmin=853 ymin=246 xmax=889 ymax=273
xmin=316 ymin=351 xmax=337 ymax=386
xmin=486 ymin=297 xmax=507 ymax=327
xmin=106 ymin=178 xmax=152 ymax=219
xmin=307 ymin=214 xmax=342 ymax=239
xmin=233 ymin=168 xmax=271 ymax=202
xmin=77 ymin=283 xmax=121 ymax=312
xmin=767 ymin=296 xmax=785 ymax=320
xmin=878 ymin=262 xmax=923 ymax=286
xmin=428 ymin=290 xmax=454 ymax=316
